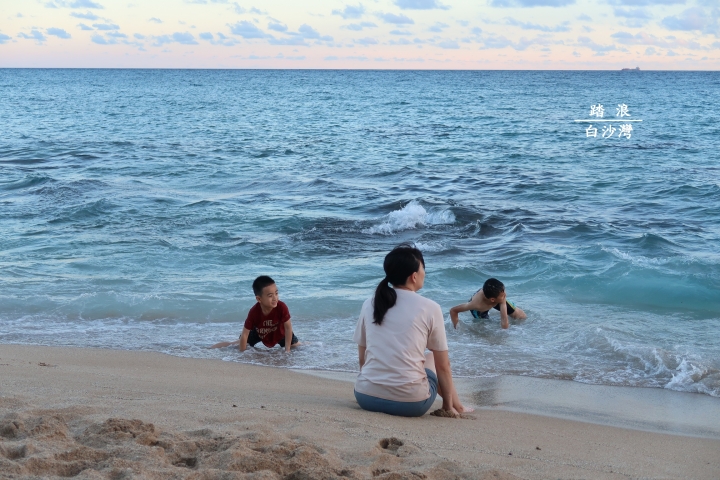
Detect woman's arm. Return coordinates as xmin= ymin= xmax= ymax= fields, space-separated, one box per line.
xmin=431 ymin=349 xmax=464 ymax=414
xmin=358 ymin=345 xmax=366 ymax=368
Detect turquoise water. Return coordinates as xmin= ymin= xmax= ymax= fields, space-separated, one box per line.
xmin=1 ymin=69 xmax=719 ymax=397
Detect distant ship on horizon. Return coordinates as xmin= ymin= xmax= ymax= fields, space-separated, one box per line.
xmin=622 ymin=67 xmax=641 ymax=71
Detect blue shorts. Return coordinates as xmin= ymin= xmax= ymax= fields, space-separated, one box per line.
xmin=354 ymin=369 xmax=439 ymax=417
xmin=470 ymin=300 xmax=517 ymax=319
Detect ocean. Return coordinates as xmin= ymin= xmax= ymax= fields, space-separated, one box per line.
xmin=1 ymin=69 xmax=718 ymax=398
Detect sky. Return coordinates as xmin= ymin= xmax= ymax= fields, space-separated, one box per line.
xmin=0 ymin=0 xmax=718 ymax=69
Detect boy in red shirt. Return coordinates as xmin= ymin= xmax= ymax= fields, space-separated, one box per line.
xmin=210 ymin=276 xmax=298 ymax=352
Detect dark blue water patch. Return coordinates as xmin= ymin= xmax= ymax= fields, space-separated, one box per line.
xmin=0 ymin=175 xmax=53 ymax=191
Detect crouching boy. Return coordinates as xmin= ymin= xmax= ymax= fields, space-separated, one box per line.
xmin=449 ymin=278 xmax=526 ymax=330
xmin=240 ymin=275 xmax=298 ymax=352
xmin=210 ymin=275 xmax=298 ymax=352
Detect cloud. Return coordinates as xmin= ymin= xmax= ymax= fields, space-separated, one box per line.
xmin=153 ymin=32 xmax=198 ymax=47
xmin=297 ymin=24 xmax=332 ymax=40
xmin=613 ymin=7 xmax=653 ymax=27
xmin=107 ymin=31 xmax=127 ymax=38
xmin=505 ymin=17 xmax=570 ymax=31
xmin=325 ymin=55 xmax=339 ymax=60
xmin=69 ymin=0 xmax=104 ymax=8
xmin=200 ymin=31 xmax=240 ymax=45
xmin=18 ymin=30 xmax=47 ymax=43
xmin=428 ymin=22 xmax=448 ymax=32
xmin=344 ymin=22 xmax=377 ymax=31
xmin=332 ymin=4 xmax=365 ymax=19
xmin=264 ymin=23 xmax=333 ymax=44
xmin=437 ymin=39 xmax=459 ymax=48
xmin=356 ymin=37 xmax=378 ymax=45
xmin=390 ymin=29 xmax=412 ymax=35
xmin=471 ymin=26 xmax=482 ymax=34
xmin=0 ymin=33 xmax=11 ymax=44
xmin=377 ymin=13 xmax=414 ymax=24
xmin=275 ymin=53 xmax=305 ymax=60
xmin=215 ymin=32 xmax=239 ymax=45
xmin=149 ymin=17 xmax=162 ymax=23
xmin=645 ymin=46 xmax=657 ymax=55
xmin=577 ymin=36 xmax=616 ymax=53
xmin=490 ymin=0 xmax=575 ymax=7
xmin=47 ymin=27 xmax=71 ymax=39
xmin=577 ymin=14 xmax=591 ymax=21
xmin=268 ymin=21 xmax=287 ymax=32
xmin=45 ymin=2 xmax=59 ymax=8
xmin=608 ymin=0 xmax=684 ymax=5
xmin=482 ymin=35 xmax=514 ymax=48
xmin=70 ymin=11 xmax=99 ymax=20
xmin=171 ymin=32 xmax=198 ymax=44
xmin=614 ymin=8 xmax=651 ymax=19
xmin=268 ymin=36 xmax=307 ymax=45
xmin=611 ymin=30 xmax=703 ymax=49
xmin=77 ymin=23 xmax=93 ymax=30
xmin=394 ymin=0 xmax=448 ymax=10
xmin=91 ymin=34 xmax=113 ymax=44
xmin=92 ymin=23 xmax=119 ymax=30
xmin=229 ymin=20 xmax=268 ymax=38
xmin=134 ymin=33 xmax=145 ymax=39
xmin=662 ymin=8 xmax=712 ymax=32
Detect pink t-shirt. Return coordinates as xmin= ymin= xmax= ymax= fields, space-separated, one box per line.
xmin=353 ymin=289 xmax=449 ymax=402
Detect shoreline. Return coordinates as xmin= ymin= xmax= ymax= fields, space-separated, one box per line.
xmin=2 ymin=344 xmax=720 ymax=479
xmin=297 ymin=369 xmax=720 ymax=439
xmin=4 ymin=341 xmax=720 ymax=438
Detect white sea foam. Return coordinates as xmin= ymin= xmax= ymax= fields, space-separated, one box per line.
xmin=665 ymin=358 xmax=720 ymax=397
xmin=414 ymin=241 xmax=448 ymax=253
xmin=362 ymin=201 xmax=455 ymax=235
xmin=602 ymin=247 xmax=670 ymax=267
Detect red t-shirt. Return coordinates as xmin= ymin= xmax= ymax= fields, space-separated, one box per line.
xmin=243 ymin=301 xmax=291 ymax=347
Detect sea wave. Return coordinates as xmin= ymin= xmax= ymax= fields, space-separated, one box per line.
xmin=362 ymin=201 xmax=456 ymax=235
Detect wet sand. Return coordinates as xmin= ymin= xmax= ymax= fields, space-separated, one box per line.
xmin=1 ymin=344 xmax=719 ymax=479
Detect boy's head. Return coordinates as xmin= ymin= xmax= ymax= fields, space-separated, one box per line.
xmin=252 ymin=275 xmax=278 ymax=309
xmin=482 ymin=278 xmax=505 ymax=301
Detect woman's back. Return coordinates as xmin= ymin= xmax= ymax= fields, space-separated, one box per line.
xmin=354 ymin=289 xmax=447 ymax=402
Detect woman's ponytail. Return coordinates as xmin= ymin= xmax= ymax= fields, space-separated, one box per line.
xmin=372 ymin=243 xmax=425 ymax=325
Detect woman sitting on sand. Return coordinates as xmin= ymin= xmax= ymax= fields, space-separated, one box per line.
xmin=353 ymin=243 xmax=469 ymax=417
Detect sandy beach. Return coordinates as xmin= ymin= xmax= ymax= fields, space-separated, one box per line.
xmin=1 ymin=345 xmax=719 ymax=479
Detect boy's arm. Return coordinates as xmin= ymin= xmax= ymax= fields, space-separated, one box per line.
xmin=239 ymin=328 xmax=251 ymax=351
xmin=284 ymin=319 xmax=293 ymax=353
xmin=449 ymin=300 xmax=479 ymax=329
xmin=497 ymin=292 xmax=509 ymax=329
